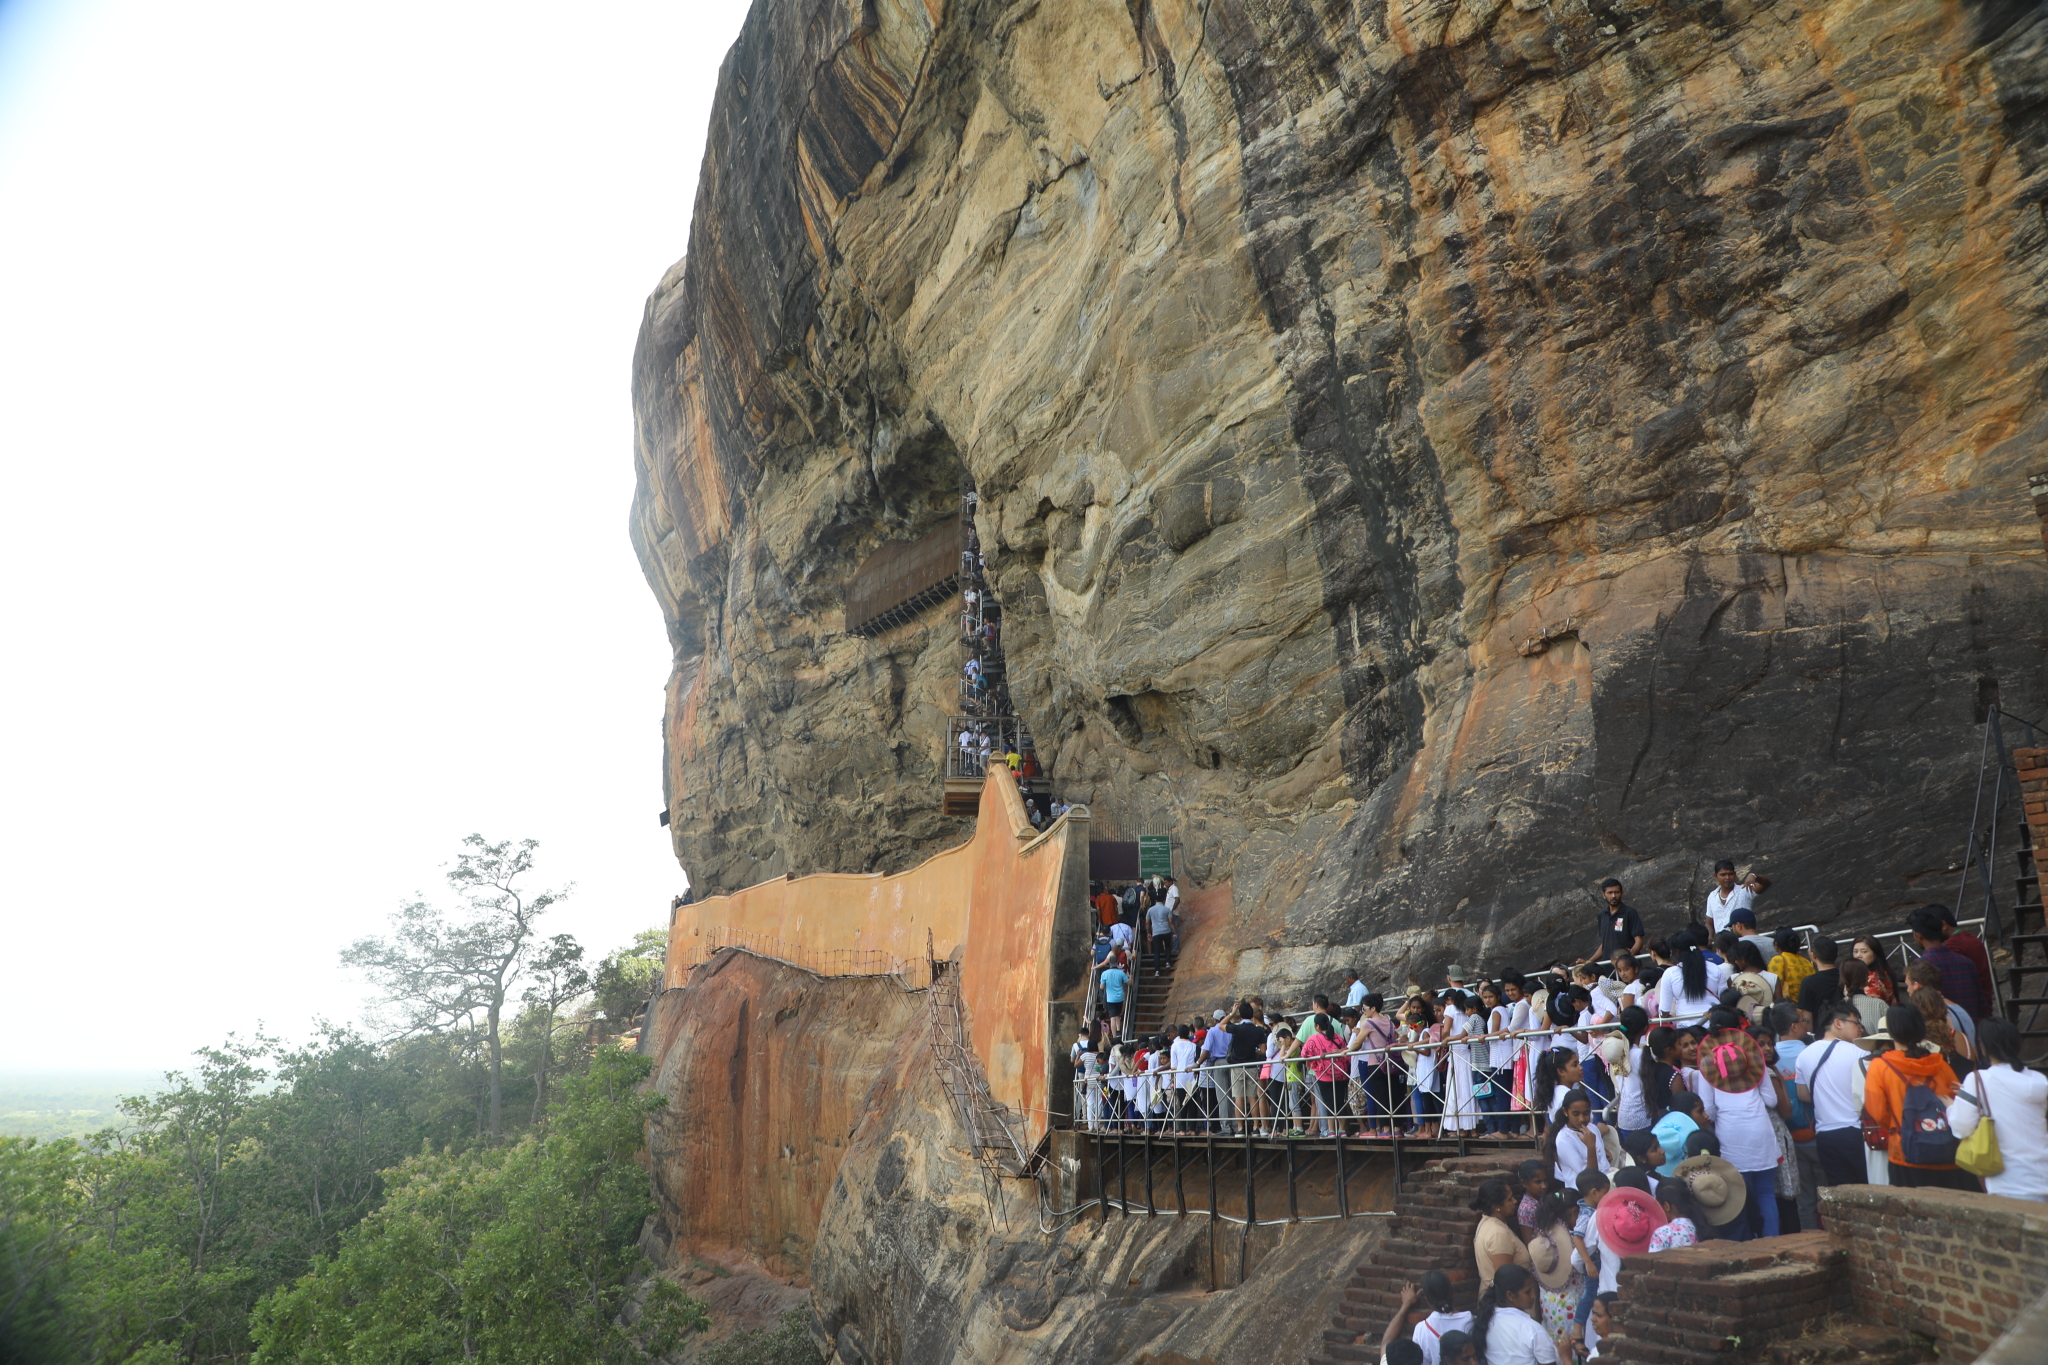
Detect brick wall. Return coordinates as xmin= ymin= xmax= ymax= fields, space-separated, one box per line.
xmin=2013 ymin=748 xmax=2048 ymax=847
xmin=1821 ymin=1185 xmax=2048 ymax=1360
xmin=1603 ymin=1233 xmax=1845 ymax=1365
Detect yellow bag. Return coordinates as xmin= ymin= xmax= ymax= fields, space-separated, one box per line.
xmin=1955 ymin=1073 xmax=2004 ymax=1179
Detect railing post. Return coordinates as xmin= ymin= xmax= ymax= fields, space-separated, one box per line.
xmin=1336 ymin=1133 xmax=1348 ymax=1219
xmin=1206 ymin=1134 xmax=1218 ymax=1292
xmin=1144 ymin=1127 xmax=1155 ymax=1215
xmin=1286 ymin=1137 xmax=1299 ymax=1222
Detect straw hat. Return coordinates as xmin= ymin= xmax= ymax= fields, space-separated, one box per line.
xmin=1697 ymin=1029 xmax=1766 ymax=1093
xmin=1596 ymin=1187 xmax=1668 ymax=1259
xmin=1528 ymin=1223 xmax=1577 ymax=1291
xmin=1673 ymin=1153 xmax=1748 ymax=1225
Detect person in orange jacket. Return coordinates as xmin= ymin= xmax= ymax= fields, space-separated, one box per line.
xmin=1861 ymin=1003 xmax=1979 ymax=1192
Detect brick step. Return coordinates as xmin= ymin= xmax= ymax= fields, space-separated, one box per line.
xmin=1762 ymin=1323 xmax=1936 ymax=1365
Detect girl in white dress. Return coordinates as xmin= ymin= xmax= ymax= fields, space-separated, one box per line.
xmin=1442 ymin=991 xmax=1480 ymax=1135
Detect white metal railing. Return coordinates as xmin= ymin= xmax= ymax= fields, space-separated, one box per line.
xmin=947 ymin=715 xmax=1023 ymax=779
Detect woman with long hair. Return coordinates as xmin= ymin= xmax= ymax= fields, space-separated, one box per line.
xmin=1541 ymin=1087 xmax=1611 ymax=1188
xmin=1851 ymin=935 xmax=1898 ymax=1004
xmin=1479 ymin=982 xmax=1516 ymax=1135
xmin=1300 ymin=1012 xmax=1349 ymax=1138
xmin=1611 ymin=1005 xmax=1653 ymax=1136
xmin=1403 ymin=995 xmax=1443 ymax=1140
xmin=1657 ymin=948 xmax=1718 ymax=1026
xmin=1910 ymin=985 xmax=1973 ymax=1075
xmin=1948 ymin=1018 xmax=2048 ymax=1202
xmin=1530 ymin=1047 xmax=1583 ymax=1127
xmin=1442 ymin=990 xmax=1480 ymax=1135
xmin=1468 ymin=1178 xmax=1533 ymax=1293
xmin=1470 ymin=1264 xmax=1558 ymax=1364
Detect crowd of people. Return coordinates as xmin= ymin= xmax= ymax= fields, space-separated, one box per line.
xmin=1074 ymin=870 xmax=2047 ymax=1360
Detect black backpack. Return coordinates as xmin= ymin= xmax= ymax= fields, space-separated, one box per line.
xmin=1883 ymin=1057 xmax=1960 ymax=1166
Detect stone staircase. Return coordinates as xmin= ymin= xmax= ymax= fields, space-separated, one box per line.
xmin=1127 ymin=950 xmax=1178 ymax=1040
xmin=1305 ymin=1156 xmax=1516 ymax=1365
xmin=1599 ymin=1234 xmax=1851 ymax=1365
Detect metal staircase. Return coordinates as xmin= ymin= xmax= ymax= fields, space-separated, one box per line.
xmin=924 ymin=959 xmax=1030 ymax=1221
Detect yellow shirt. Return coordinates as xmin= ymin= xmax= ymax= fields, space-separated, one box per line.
xmin=1005 ymin=750 xmax=1021 ymax=771
xmin=1772 ymin=952 xmax=1816 ymax=998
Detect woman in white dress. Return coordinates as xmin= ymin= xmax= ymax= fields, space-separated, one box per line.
xmin=1441 ymin=991 xmax=1480 ymax=1135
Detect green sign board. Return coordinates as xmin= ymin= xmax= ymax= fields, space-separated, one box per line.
xmin=1138 ymin=835 xmax=1173 ymax=879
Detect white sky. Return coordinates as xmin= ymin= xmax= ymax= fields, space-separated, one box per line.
xmin=0 ymin=0 xmax=750 ymax=1072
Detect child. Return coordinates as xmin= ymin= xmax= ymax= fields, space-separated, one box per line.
xmin=1619 ymin=1129 xmax=1664 ymax=1190
xmin=1650 ymin=1091 xmax=1706 ymax=1178
xmin=1649 ymin=1180 xmax=1702 ymax=1252
xmin=1572 ymin=1171 xmax=1611 ymax=1339
xmin=1531 ymin=1047 xmax=1585 ymax=1126
xmin=1529 ymin=1191 xmax=1584 ymax=1348
xmin=1436 ymin=1331 xmax=1477 ymax=1365
xmin=1542 ymin=1087 xmax=1612 ymax=1188
xmin=1514 ymin=1159 xmax=1551 ymax=1241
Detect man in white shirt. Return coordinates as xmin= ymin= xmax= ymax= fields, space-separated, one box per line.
xmin=1703 ymin=859 xmax=1753 ymax=935
xmin=1344 ymin=970 xmax=1368 ymax=1010
xmin=1108 ymin=919 xmax=1135 ymax=953
xmin=1162 ymin=876 xmax=1181 ymax=915
xmin=1794 ymin=1002 xmax=1867 ymax=1188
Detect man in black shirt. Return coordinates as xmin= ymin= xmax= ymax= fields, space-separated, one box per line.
xmin=1579 ymin=879 xmax=1645 ymax=964
xmin=1797 ymin=936 xmax=1842 ymax=1021
xmin=1224 ymin=1001 xmax=1271 ymax=1136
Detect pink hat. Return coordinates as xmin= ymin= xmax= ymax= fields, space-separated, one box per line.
xmin=1595 ymin=1186 xmax=1667 ymax=1259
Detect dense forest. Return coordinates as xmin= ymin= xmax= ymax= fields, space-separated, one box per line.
xmin=0 ymin=838 xmax=735 ymax=1365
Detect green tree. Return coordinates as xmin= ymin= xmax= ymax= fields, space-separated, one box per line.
xmin=517 ymin=934 xmax=590 ymax=1124
xmin=248 ymin=1049 xmax=704 ymax=1365
xmin=592 ymin=929 xmax=667 ymax=1028
xmin=342 ymin=836 xmax=569 ymax=1140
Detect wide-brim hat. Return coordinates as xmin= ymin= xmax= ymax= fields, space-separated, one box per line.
xmin=1698 ymin=1029 xmax=1766 ymax=1093
xmin=1529 ymin=1225 xmax=1577 ymax=1290
xmin=1674 ymin=1154 xmax=1748 ymax=1225
xmin=1596 ymin=1187 xmax=1668 ymax=1258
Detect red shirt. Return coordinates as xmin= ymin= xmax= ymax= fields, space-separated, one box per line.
xmin=1945 ymin=931 xmax=1993 ymax=1011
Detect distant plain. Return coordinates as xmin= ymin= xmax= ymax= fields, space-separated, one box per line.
xmin=0 ymin=1072 xmax=165 ymax=1139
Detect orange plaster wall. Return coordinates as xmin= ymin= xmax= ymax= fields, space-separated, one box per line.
xmin=663 ymin=769 xmax=1087 ymax=1134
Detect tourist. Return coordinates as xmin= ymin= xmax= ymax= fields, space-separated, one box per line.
xmin=1703 ymin=859 xmax=1753 ymax=935
xmin=1769 ymin=930 xmax=1815 ymax=1002
xmin=1514 ymin=1160 xmax=1552 ymax=1239
xmin=1302 ymin=1013 xmax=1350 ymax=1137
xmin=1792 ymin=1000 xmax=1867 ymax=1190
xmin=1657 ymin=948 xmax=1719 ymax=1027
xmin=1108 ymin=917 xmax=1136 ymax=954
xmin=1947 ymin=1019 xmax=2048 ymax=1202
xmin=1690 ymin=1026 xmax=1781 ymax=1239
xmin=1672 ymin=1140 xmax=1746 ymax=1239
xmin=1145 ymin=891 xmax=1177 ymax=975
xmin=1469 ymin=1265 xmax=1558 ymax=1365
xmin=1936 ymin=905 xmax=1995 ymax=1010
xmin=1441 ymin=991 xmax=1481 ymax=1136
xmin=1796 ymin=938 xmax=1841 ymax=1020
xmin=1366 ymin=1285 xmax=1428 ymax=1365
xmin=1095 ymin=956 xmax=1129 ymax=1036
xmin=1478 ymin=982 xmax=1518 ymax=1135
xmin=1359 ymin=993 xmax=1403 ymax=1137
xmin=1650 ymin=1091 xmax=1706 ymax=1178
xmin=1648 ymin=1178 xmax=1703 ymax=1250
xmin=1406 ymin=1272 xmax=1475 ymax=1365
xmin=1861 ymin=1003 xmax=1975 ymax=1190
xmin=1904 ymin=960 xmax=1978 ymax=1050
xmin=1619 ymin=1129 xmax=1664 ymax=1188
xmin=1606 ymin=955 xmax=1647 ymax=1016
xmin=1766 ymin=1002 xmax=1822 ymax=1231
xmin=1907 ymin=907 xmax=1989 ymax=1021
xmin=1439 ymin=1330 xmax=1477 ymax=1365
xmin=1530 ymin=1047 xmax=1583 ymax=1128
xmin=1403 ymin=997 xmax=1444 ymax=1139
xmin=1277 ymin=1024 xmax=1308 ymax=1135
xmin=1579 ymin=879 xmax=1645 ymax=966
xmin=1910 ymin=985 xmax=1973 ymax=1075
xmin=1724 ymin=942 xmax=1774 ymax=1023
xmin=1732 ymin=907 xmax=1772 ymax=962
xmin=1593 ymin=1186 xmax=1664 ymax=1304
xmin=1469 ymin=1179 xmax=1533 ymax=1294
xmin=1849 ymin=935 xmax=1897 ymax=1004
xmin=1344 ymin=969 xmax=1368 ymax=1009
xmin=1840 ymin=960 xmax=1886 ymax=1034
xmin=1167 ymin=1024 xmax=1200 ymax=1133
xmin=1525 ymin=1192 xmax=1582 ymax=1350
xmin=1608 ymin=1006 xmax=1652 ymax=1137
xmin=1225 ymin=1000 xmax=1270 ymax=1133
xmin=1586 ymin=1294 xmax=1617 ymax=1361
xmin=1542 ymin=1087 xmax=1613 ymax=1189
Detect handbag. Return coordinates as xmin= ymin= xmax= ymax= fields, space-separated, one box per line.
xmin=1769 ymin=1110 xmax=1801 ymax=1198
xmin=1955 ymin=1073 xmax=2005 ymax=1178
xmin=1511 ymin=1050 xmax=1530 ymax=1112
xmin=1860 ymin=1111 xmax=1891 ymax=1151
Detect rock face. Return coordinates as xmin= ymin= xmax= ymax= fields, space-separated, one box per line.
xmin=632 ymin=0 xmax=2048 ymax=984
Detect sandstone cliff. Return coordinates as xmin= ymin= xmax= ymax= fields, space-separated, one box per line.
xmin=632 ymin=0 xmax=2048 ymax=987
